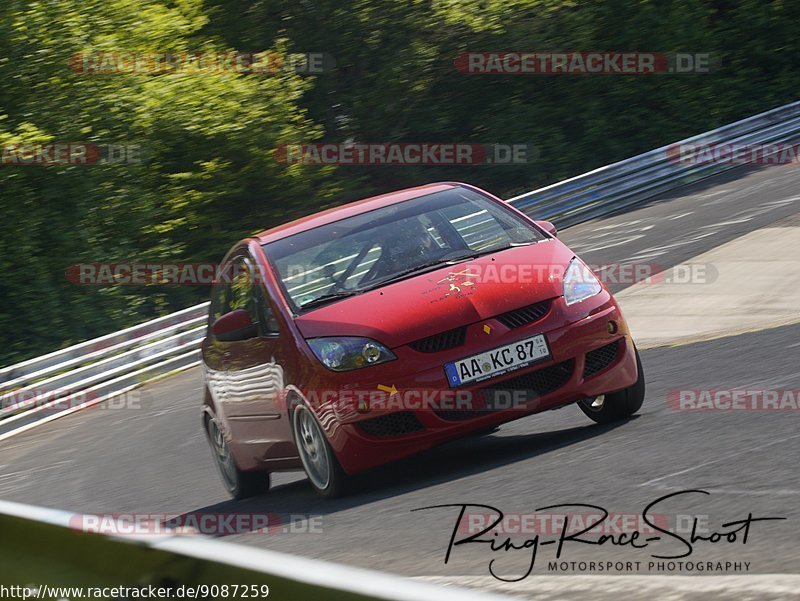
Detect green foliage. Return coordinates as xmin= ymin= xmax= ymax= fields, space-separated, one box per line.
xmin=1 ymin=0 xmax=799 ymax=364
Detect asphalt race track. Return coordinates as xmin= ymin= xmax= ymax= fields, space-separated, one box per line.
xmin=2 ymin=162 xmax=799 ymax=596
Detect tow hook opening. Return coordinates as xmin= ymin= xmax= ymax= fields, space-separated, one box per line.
xmin=585 ymin=394 xmax=605 ymax=411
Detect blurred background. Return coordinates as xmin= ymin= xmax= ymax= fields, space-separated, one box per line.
xmin=1 ymin=0 xmax=798 ymax=365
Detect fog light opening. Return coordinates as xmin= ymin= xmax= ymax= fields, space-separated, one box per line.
xmin=607 ymin=321 xmax=618 ymax=334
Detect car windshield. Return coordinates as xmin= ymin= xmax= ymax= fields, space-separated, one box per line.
xmin=262 ymin=187 xmax=546 ymax=312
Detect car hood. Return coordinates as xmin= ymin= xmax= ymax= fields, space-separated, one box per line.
xmin=294 ymin=239 xmax=576 ymax=348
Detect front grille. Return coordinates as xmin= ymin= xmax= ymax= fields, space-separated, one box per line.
xmin=496 ymin=299 xmax=552 ymax=329
xmin=408 ymin=300 xmax=552 ymax=352
xmin=357 ymin=411 xmax=425 ymax=437
xmin=409 ymin=326 xmax=466 ymax=353
xmin=583 ymin=340 xmax=620 ymax=378
xmin=435 ymin=360 xmax=574 ymax=421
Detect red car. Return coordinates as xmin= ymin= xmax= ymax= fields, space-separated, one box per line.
xmin=201 ymin=183 xmax=645 ymax=498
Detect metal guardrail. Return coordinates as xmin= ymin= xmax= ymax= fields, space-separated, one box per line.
xmin=0 ymin=303 xmax=210 ymax=440
xmin=507 ymin=100 xmax=800 ymax=226
xmin=2 ymin=100 xmax=799 ymax=440
xmin=0 ymin=499 xmax=510 ymax=600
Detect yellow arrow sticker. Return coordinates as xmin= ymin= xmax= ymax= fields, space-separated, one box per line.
xmin=377 ymin=384 xmax=398 ymax=396
xmin=483 ymin=324 xmax=492 ymax=335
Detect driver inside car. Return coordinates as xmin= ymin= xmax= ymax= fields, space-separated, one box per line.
xmin=379 ymin=217 xmax=444 ymax=277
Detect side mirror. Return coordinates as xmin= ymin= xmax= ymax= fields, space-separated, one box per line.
xmin=212 ymin=309 xmax=258 ymax=342
xmin=535 ymin=220 xmax=557 ymax=237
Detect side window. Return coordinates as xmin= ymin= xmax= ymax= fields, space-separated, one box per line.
xmin=228 ymin=258 xmax=258 ymax=323
xmin=226 ymin=253 xmax=282 ymax=338
xmin=209 ymin=280 xmax=229 ymax=324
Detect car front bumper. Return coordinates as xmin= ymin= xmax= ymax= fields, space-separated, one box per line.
xmin=315 ymin=291 xmax=640 ymax=474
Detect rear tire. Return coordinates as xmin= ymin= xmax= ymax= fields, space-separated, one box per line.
xmin=291 ymin=403 xmax=349 ymax=498
xmin=206 ymin=416 xmax=271 ymax=500
xmin=579 ymin=345 xmax=645 ymax=424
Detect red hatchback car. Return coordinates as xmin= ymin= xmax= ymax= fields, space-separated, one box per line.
xmin=201 ymin=183 xmax=645 ymax=498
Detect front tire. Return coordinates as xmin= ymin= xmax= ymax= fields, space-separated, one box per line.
xmin=206 ymin=416 xmax=270 ymax=500
xmin=579 ymin=345 xmax=645 ymax=424
xmin=291 ymin=403 xmax=348 ymax=498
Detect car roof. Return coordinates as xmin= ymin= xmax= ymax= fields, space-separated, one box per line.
xmin=255 ymin=182 xmax=459 ymax=244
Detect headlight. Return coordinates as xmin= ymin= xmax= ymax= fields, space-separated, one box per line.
xmin=307 ymin=337 xmax=396 ymax=371
xmin=562 ymin=257 xmax=602 ymax=305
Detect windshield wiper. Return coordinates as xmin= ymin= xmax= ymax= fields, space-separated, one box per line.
xmin=382 ymin=251 xmax=484 ymax=282
xmin=298 ymin=290 xmax=360 ymax=311
xmin=362 ymin=244 xmax=539 ymax=291
xmin=442 ymin=241 xmax=537 ymax=262
xmin=357 ymin=252 xmax=480 ymax=290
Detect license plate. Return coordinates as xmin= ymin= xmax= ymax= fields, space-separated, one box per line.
xmin=444 ymin=334 xmax=550 ymax=387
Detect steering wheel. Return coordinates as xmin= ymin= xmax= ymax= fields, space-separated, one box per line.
xmin=321 ymin=263 xmax=347 ymax=293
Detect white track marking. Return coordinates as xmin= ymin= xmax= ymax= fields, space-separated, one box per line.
xmin=638 ymin=432 xmax=800 ymax=487
xmin=647 ymin=485 xmax=800 ymax=497
xmin=574 ymin=235 xmax=645 ymax=253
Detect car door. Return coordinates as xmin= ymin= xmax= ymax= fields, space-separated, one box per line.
xmin=216 ymin=251 xmax=294 ymax=460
